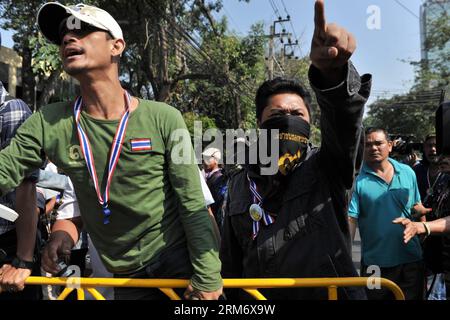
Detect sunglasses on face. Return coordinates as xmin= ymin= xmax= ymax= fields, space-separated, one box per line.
xmin=58 ymin=18 xmax=112 ymax=44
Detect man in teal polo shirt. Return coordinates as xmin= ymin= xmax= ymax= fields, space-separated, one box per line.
xmin=348 ymin=127 xmax=430 ymax=300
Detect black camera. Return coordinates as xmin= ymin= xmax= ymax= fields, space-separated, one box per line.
xmin=389 ymin=135 xmax=422 ymax=164
xmin=424 ymin=172 xmax=450 ymax=221
xmin=394 ymin=140 xmax=422 ymax=156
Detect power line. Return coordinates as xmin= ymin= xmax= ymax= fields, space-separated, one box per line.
xmin=268 ymin=0 xmax=289 ymax=33
xmin=371 ymin=89 xmax=411 ymax=93
xmin=371 ymin=91 xmax=442 ymax=96
xmin=270 ymin=0 xmax=306 ymax=63
xmin=143 ymin=0 xmax=259 ymax=104
xmin=122 ymin=22 xmax=209 ymax=89
xmin=276 ymin=0 xmax=301 ymax=43
xmin=371 ymin=98 xmax=441 ymax=104
xmin=278 ymin=0 xmax=302 ymax=56
xmin=222 ymin=2 xmax=243 ymax=36
xmin=386 ymin=92 xmax=441 ymax=96
xmin=279 ymin=0 xmax=289 ymax=16
xmin=371 ymin=95 xmax=442 ymax=100
xmin=371 ymin=89 xmax=443 ymax=94
xmin=164 ymin=3 xmax=255 ymax=95
xmin=394 ymin=0 xmax=420 ymax=19
xmin=268 ymin=0 xmax=282 ymax=17
xmin=120 ymin=1 xmax=258 ymax=112
xmin=149 ymin=3 xmax=216 ymax=62
xmin=138 ymin=3 xmax=219 ymax=82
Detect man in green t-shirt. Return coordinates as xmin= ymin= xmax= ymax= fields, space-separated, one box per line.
xmin=0 ymin=3 xmax=222 ymax=300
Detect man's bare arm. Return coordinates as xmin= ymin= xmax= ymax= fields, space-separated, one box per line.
xmin=15 ymin=180 xmax=38 ymax=262
xmin=348 ymin=216 xmax=358 ymax=242
xmin=393 ymin=217 xmax=450 ymax=244
xmin=0 ymin=180 xmax=38 ymax=293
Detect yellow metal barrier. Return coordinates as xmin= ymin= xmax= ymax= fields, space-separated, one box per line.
xmin=25 ymin=276 xmax=405 ymax=300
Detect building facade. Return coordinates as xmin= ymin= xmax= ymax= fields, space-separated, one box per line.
xmin=420 ymin=0 xmax=450 ymax=64
xmin=0 ymin=45 xmax=22 ymax=98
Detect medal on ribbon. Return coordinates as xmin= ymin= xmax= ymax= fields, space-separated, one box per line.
xmin=74 ymin=90 xmax=132 ymax=225
xmin=247 ymin=175 xmax=275 ymax=240
xmin=249 ymin=204 xmax=263 ymax=222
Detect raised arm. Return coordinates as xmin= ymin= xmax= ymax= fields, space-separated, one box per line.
xmin=309 ymin=0 xmax=371 ymax=188
xmin=310 ymin=0 xmax=356 ymax=87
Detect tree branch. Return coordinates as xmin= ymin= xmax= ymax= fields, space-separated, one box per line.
xmin=195 ymin=0 xmax=219 ymax=37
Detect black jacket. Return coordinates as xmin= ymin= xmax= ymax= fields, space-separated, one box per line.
xmin=220 ymin=62 xmax=371 ymax=300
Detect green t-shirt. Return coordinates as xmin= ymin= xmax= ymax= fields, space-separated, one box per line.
xmin=0 ymin=99 xmax=222 ymax=292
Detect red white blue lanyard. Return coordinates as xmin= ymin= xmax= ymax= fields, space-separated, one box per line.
xmin=247 ymin=175 xmax=275 ymax=240
xmin=74 ymin=90 xmax=131 ymax=225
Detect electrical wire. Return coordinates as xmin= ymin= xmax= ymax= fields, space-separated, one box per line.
xmin=394 ymin=0 xmax=420 ymax=19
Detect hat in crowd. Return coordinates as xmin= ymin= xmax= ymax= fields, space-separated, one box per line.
xmin=37 ymin=2 xmax=123 ymax=45
xmin=202 ymin=147 xmax=222 ymax=161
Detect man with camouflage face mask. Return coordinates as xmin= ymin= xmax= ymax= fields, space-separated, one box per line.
xmin=220 ymin=0 xmax=371 ymax=300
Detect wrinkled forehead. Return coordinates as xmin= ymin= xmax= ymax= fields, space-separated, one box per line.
xmin=267 ymin=92 xmax=306 ymax=107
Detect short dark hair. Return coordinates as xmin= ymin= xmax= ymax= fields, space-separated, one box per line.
xmin=255 ymin=77 xmax=312 ymax=122
xmin=365 ymin=127 xmax=390 ymax=141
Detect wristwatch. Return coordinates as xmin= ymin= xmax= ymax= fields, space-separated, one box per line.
xmin=11 ymin=256 xmax=34 ymax=270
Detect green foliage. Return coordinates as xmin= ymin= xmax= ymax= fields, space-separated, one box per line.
xmin=183 ymin=111 xmax=217 ymax=137
xmin=310 ymin=124 xmax=321 ymax=146
xmin=0 ymin=0 xmax=46 ymax=106
xmin=364 ymin=94 xmax=436 ymax=141
xmin=30 ymin=35 xmax=61 ymax=77
xmin=170 ymin=21 xmax=267 ymax=130
xmin=423 ymin=8 xmax=450 ymax=80
xmin=0 ymin=0 xmax=42 ymax=51
xmin=282 ymin=56 xmax=321 ymax=128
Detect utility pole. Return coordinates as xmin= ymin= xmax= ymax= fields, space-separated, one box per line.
xmin=267 ymin=16 xmax=291 ymax=80
xmin=284 ymin=39 xmax=299 ymax=60
xmin=268 ymin=25 xmax=275 ymax=81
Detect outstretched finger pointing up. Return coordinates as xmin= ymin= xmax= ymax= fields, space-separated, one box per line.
xmin=314 ymin=0 xmax=327 ymax=34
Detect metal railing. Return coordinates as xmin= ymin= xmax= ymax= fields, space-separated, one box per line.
xmin=24 ymin=276 xmax=405 ymax=300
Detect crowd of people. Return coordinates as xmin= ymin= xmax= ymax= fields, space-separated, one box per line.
xmin=0 ymin=0 xmax=449 ymax=301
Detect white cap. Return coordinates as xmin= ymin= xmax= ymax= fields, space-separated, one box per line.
xmin=37 ymin=2 xmax=123 ymax=45
xmin=202 ymin=147 xmax=222 ymax=161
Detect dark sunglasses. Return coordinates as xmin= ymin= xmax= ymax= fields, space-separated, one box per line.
xmin=58 ymin=18 xmax=112 ymax=44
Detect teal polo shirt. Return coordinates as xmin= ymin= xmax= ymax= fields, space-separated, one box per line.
xmin=348 ymin=158 xmax=423 ymax=268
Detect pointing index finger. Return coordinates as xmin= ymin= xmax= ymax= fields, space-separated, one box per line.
xmin=314 ymin=0 xmax=326 ymax=34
